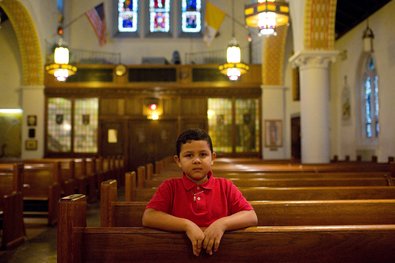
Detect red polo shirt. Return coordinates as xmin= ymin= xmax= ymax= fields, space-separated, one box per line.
xmin=146 ymin=171 xmax=253 ymax=227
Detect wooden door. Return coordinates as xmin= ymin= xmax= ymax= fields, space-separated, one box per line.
xmin=100 ymin=121 xmax=126 ymax=157
xmin=128 ymin=120 xmax=178 ymax=172
xmin=291 ymin=116 xmax=301 ymax=161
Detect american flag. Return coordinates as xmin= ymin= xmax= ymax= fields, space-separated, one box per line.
xmin=85 ymin=3 xmax=107 ymax=46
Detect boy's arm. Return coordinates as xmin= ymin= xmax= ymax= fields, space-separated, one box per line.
xmin=202 ymin=210 xmax=258 ymax=255
xmin=142 ymin=208 xmax=205 ymax=256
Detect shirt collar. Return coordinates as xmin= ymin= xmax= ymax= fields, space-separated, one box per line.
xmin=182 ymin=171 xmax=215 ymax=191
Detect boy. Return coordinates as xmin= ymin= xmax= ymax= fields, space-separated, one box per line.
xmin=142 ymin=128 xmax=258 ymax=256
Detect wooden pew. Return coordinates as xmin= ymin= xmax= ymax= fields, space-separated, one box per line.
xmin=210 ymin=161 xmax=395 ymax=177
xmin=22 ymin=162 xmax=62 ymax=225
xmin=151 ymin=171 xmax=393 ymax=180
xmin=124 ymin=171 xmax=395 ymax=201
xmin=125 ymin=185 xmax=395 ymax=202
xmin=240 ymin=186 xmax=395 ymax=201
xmin=59 ymin=194 xmax=395 ymax=263
xmin=100 ymin=180 xmax=395 ymax=227
xmin=73 ymin=158 xmax=88 ymax=196
xmin=146 ymin=162 xmax=154 ymax=180
xmin=24 ymin=158 xmax=77 ymax=196
xmin=114 ymin=155 xmax=125 ymax=186
xmin=85 ymin=158 xmax=98 ymax=203
xmin=94 ymin=157 xmax=117 ymax=193
xmin=0 ymin=163 xmax=26 ymax=249
xmin=144 ymin=176 xmax=392 ymax=188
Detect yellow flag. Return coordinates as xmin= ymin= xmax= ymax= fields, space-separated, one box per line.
xmin=203 ymin=2 xmax=226 ymax=46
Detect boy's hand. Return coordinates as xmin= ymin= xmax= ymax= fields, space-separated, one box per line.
xmin=185 ymin=222 xmax=205 ymax=256
xmin=202 ymin=220 xmax=225 ymax=255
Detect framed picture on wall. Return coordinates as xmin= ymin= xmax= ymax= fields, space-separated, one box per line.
xmin=264 ymin=120 xmax=283 ymax=149
xmin=25 ymin=139 xmax=38 ymax=151
xmin=27 ymin=115 xmax=37 ymax=126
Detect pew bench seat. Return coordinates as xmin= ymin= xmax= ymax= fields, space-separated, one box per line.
xmin=59 ymin=194 xmax=395 ymax=263
xmin=0 ymin=163 xmax=26 ymax=249
xmin=68 ymin=225 xmax=395 ymax=263
xmin=104 ymin=199 xmax=395 ymax=227
xmin=126 ymin=185 xmax=395 ymax=201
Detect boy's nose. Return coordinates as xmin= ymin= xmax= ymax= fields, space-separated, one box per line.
xmin=192 ymin=156 xmax=202 ymax=163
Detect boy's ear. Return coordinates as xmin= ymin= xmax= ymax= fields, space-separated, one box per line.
xmin=211 ymin=152 xmax=217 ymax=164
xmin=174 ymin=155 xmax=182 ymax=168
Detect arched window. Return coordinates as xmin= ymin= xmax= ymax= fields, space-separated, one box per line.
xmin=115 ymin=0 xmax=204 ymax=37
xmin=361 ymin=54 xmax=379 ymax=139
xmin=149 ymin=0 xmax=171 ymax=33
xmin=118 ymin=0 xmax=139 ymax=33
xmin=181 ymin=0 xmax=202 ymax=34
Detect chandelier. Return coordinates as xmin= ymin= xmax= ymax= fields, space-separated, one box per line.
xmin=244 ymin=0 xmax=289 ymax=36
xmin=219 ymin=0 xmax=249 ymax=81
xmin=45 ymin=16 xmax=77 ymax=82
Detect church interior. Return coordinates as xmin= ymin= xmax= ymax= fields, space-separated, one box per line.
xmin=0 ymin=0 xmax=395 ymax=262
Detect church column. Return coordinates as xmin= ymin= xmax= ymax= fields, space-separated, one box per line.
xmin=21 ymin=85 xmax=45 ymax=159
xmin=261 ymin=85 xmax=287 ymax=159
xmin=290 ymin=50 xmax=338 ymax=163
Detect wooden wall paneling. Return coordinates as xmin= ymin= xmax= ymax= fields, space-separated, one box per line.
xmin=125 ymin=97 xmax=144 ymax=116
xmin=180 ymin=97 xmax=207 ymax=116
xmin=127 ymin=120 xmax=178 ymax=172
xmin=100 ymin=98 xmax=125 ymax=116
xmin=162 ymin=97 xmax=179 ymax=117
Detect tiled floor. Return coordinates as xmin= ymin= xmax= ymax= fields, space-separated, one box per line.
xmin=1 ymin=202 xmax=101 ymax=263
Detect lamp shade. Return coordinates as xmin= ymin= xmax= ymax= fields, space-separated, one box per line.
xmin=245 ymin=0 xmax=289 ymax=36
xmin=54 ymin=46 xmax=70 ymax=64
xmin=226 ymin=38 xmax=241 ymax=63
xmin=45 ymin=38 xmax=77 ymax=82
xmin=362 ymin=25 xmax=374 ymax=52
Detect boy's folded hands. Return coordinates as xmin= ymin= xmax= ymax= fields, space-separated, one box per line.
xmin=185 ymin=220 xmax=225 ymax=256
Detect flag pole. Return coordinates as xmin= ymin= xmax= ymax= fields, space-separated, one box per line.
xmin=63 ymin=11 xmax=89 ymax=29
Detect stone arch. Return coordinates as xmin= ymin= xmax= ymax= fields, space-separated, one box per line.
xmin=261 ymin=25 xmax=289 ymax=86
xmin=304 ymin=0 xmax=337 ymax=50
xmin=0 ymin=0 xmax=43 ymax=85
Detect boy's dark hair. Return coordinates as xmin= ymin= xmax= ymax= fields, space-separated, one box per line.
xmin=176 ymin=128 xmax=213 ymax=156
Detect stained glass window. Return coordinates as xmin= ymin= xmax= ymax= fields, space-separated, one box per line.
xmin=47 ymin=98 xmax=72 ymax=152
xmin=149 ymin=0 xmax=171 ymax=33
xmin=74 ymin=98 xmax=98 ymax=153
xmin=118 ymin=0 xmax=138 ymax=32
xmin=208 ymin=98 xmax=232 ymax=153
xmin=235 ymin=99 xmax=260 ymax=152
xmin=181 ymin=0 xmax=202 ymax=33
xmin=362 ymin=54 xmax=379 ymax=139
xmin=47 ymin=97 xmax=99 ymax=153
xmin=208 ymin=98 xmax=260 ymax=154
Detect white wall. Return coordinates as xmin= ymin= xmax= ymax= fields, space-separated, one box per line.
xmin=0 ymin=21 xmax=21 ymax=108
xmin=66 ymin=0 xmax=253 ymax=64
xmin=331 ymin=1 xmax=395 ymax=161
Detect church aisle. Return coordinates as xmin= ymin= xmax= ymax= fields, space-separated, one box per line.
xmin=1 ymin=202 xmax=100 ymax=263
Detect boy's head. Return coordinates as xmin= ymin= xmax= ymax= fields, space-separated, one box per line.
xmin=174 ymin=128 xmax=216 ymax=184
xmin=175 ymin=128 xmax=213 ymax=157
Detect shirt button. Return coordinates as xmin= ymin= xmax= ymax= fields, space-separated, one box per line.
xmin=197 ymin=186 xmax=200 ymax=190
xmin=197 ymin=197 xmax=201 ymax=201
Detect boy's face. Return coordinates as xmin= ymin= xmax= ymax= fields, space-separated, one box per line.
xmin=174 ymin=140 xmax=216 ymax=184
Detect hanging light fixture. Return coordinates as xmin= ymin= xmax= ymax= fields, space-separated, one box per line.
xmin=219 ymin=0 xmax=249 ymax=81
xmin=144 ymin=98 xmax=162 ymax=120
xmin=362 ymin=21 xmax=374 ymax=52
xmin=244 ymin=0 xmax=289 ymax=36
xmin=45 ymin=15 xmax=77 ymax=82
